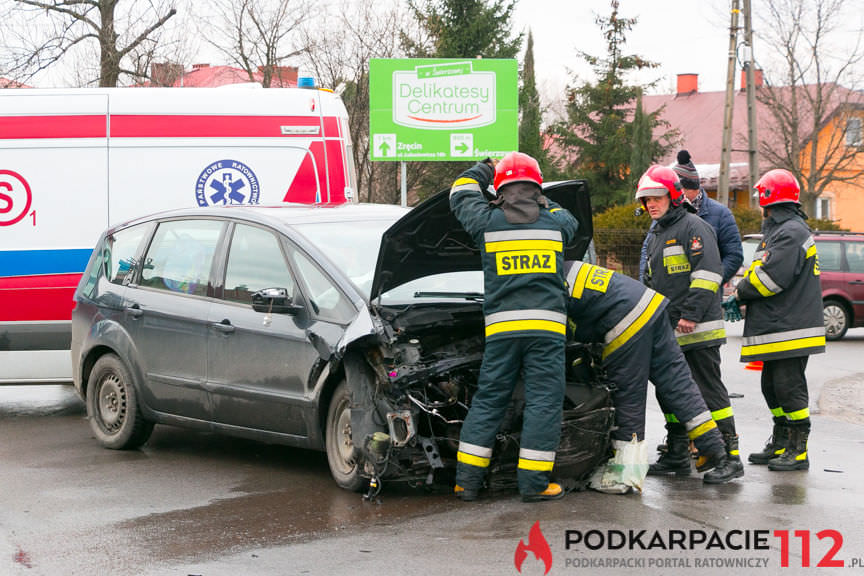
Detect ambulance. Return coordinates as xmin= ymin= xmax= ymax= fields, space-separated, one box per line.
xmin=0 ymin=84 xmax=357 ymax=382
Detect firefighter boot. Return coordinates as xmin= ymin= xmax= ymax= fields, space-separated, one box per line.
xmin=748 ymin=419 xmax=789 ymax=465
xmin=703 ymin=434 xmax=745 ymax=484
xmin=768 ymin=424 xmax=810 ymax=471
xmin=648 ymin=426 xmax=691 ymax=476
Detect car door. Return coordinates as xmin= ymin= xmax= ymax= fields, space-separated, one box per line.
xmin=844 ymin=239 xmax=864 ymax=324
xmin=206 ymin=222 xmax=324 ymax=436
xmin=124 ymin=218 xmax=225 ymax=420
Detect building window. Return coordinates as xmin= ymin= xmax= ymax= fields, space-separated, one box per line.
xmin=846 ymin=117 xmax=862 ymax=147
xmin=817 ymin=197 xmax=832 ymax=220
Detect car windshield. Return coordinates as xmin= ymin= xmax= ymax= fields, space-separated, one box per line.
xmin=293 ymin=220 xmax=483 ymax=303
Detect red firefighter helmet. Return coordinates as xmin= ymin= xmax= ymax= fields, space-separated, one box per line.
xmin=755 ymin=169 xmax=800 ymax=207
xmin=494 ymin=152 xmax=543 ymax=190
xmin=635 ymin=165 xmax=684 ymax=205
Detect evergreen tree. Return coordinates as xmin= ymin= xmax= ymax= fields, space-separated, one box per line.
xmin=401 ymin=0 xmax=523 ymax=201
xmin=550 ymin=0 xmax=675 ymax=209
xmin=518 ymin=30 xmax=548 ymax=172
xmin=402 ymin=0 xmax=522 ymax=58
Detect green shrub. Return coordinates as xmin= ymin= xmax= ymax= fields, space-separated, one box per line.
xmin=808 ymin=218 xmax=846 ymax=232
xmin=592 ymin=203 xmax=652 ymax=279
xmin=732 ymin=207 xmax=763 ymax=236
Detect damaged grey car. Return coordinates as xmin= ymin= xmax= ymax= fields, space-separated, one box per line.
xmin=71 ymin=182 xmax=613 ymax=496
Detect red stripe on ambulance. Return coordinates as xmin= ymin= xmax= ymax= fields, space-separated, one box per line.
xmin=0 ymin=273 xmax=81 ymax=321
xmin=110 ymin=115 xmax=324 ymax=138
xmin=0 ymin=115 xmax=106 ymax=139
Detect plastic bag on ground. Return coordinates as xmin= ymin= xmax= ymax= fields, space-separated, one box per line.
xmin=588 ymin=435 xmax=648 ymax=494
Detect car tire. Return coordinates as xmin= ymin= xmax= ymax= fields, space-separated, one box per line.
xmin=823 ymin=299 xmax=850 ymax=341
xmin=325 ymin=381 xmax=367 ymax=492
xmin=86 ymin=354 xmax=154 ymax=450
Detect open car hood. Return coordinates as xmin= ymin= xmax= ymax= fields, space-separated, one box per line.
xmin=370 ymin=180 xmax=593 ymax=300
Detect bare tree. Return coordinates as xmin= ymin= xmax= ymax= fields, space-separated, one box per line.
xmin=755 ymin=0 xmax=864 ymax=211
xmin=0 ymin=0 xmax=178 ymax=87
xmin=301 ymin=0 xmax=410 ymax=203
xmin=199 ymin=0 xmax=308 ymax=87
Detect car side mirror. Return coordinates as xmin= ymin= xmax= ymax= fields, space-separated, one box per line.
xmin=251 ymin=287 xmax=303 ymax=315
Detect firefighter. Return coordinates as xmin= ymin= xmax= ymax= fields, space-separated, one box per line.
xmin=726 ymin=169 xmax=825 ymax=471
xmin=564 ymin=261 xmax=728 ymax=492
xmin=449 ymin=152 xmax=579 ymax=502
xmin=638 ymin=165 xmax=744 ymax=483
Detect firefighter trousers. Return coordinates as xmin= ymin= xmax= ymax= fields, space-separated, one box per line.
xmin=456 ymin=336 xmax=566 ymax=496
xmin=762 ymin=356 xmax=810 ymax=424
xmin=604 ymin=309 xmax=724 ymax=454
xmin=685 ymin=346 xmax=737 ymax=436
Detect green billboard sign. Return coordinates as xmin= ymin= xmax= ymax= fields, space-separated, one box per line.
xmin=369 ymin=58 xmax=518 ymax=162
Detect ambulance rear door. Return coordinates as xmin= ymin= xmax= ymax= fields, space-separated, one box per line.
xmin=0 ymin=90 xmax=109 ymax=382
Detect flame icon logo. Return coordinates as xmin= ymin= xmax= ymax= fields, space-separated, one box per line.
xmin=514 ymin=521 xmax=553 ymax=574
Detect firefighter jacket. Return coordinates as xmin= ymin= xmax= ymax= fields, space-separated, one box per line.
xmin=644 ymin=204 xmax=726 ymax=351
xmin=450 ymin=162 xmax=579 ymax=342
xmin=736 ymin=204 xmax=826 ymax=362
xmin=565 ymin=261 xmax=668 ymax=361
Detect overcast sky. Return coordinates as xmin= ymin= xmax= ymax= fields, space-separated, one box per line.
xmin=514 ymin=1 xmax=735 ymax=99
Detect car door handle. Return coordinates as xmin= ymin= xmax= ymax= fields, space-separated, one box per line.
xmin=211 ymin=320 xmax=235 ymax=334
xmin=126 ymin=304 xmax=143 ymax=319
xmin=849 ymin=280 xmax=864 ymax=285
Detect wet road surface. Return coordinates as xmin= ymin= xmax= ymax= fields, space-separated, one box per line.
xmin=3 ymin=326 xmax=864 ymax=575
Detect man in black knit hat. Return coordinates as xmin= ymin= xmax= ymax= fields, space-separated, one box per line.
xmin=672 ymin=150 xmax=743 ymax=285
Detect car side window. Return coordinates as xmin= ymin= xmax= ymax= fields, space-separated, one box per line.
xmin=105 ymin=224 xmax=150 ymax=285
xmin=140 ymin=220 xmax=223 ymax=296
xmin=846 ymin=241 xmax=864 ymax=273
xmin=817 ymin=241 xmax=844 ymax=272
xmin=289 ymin=247 xmax=355 ymax=323
xmin=223 ymin=224 xmax=296 ymax=305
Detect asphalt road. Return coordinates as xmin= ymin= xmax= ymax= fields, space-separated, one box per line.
xmin=2 ymin=324 xmax=864 ymax=575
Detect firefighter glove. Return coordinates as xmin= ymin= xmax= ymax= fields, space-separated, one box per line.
xmin=722 ymin=295 xmax=743 ymax=322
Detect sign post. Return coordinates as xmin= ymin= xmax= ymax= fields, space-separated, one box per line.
xmin=370 ymin=58 xmax=518 ymax=205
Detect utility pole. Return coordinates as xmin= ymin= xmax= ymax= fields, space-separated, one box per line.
xmin=718 ymin=0 xmax=740 ymax=207
xmin=743 ymin=0 xmax=760 ymax=208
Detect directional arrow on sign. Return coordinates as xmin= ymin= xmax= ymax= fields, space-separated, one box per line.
xmin=379 ymin=141 xmax=391 ymax=156
xmin=455 ymin=142 xmax=469 ymax=154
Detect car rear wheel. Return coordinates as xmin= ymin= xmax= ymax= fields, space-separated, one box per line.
xmin=86 ymin=354 xmax=154 ymax=449
xmin=823 ymin=299 xmax=850 ymax=341
xmin=325 ymin=381 xmax=367 ymax=492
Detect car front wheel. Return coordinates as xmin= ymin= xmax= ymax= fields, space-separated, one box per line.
xmin=823 ymin=299 xmax=850 ymax=341
xmin=325 ymin=381 xmax=367 ymax=492
xmin=86 ymin=354 xmax=154 ymax=449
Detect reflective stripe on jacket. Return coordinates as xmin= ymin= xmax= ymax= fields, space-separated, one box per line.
xmin=450 ymin=164 xmax=579 ymax=341
xmin=736 ymin=205 xmax=825 ymax=361
xmin=565 ymin=261 xmax=668 ymax=360
xmin=644 ymin=205 xmax=726 ymax=351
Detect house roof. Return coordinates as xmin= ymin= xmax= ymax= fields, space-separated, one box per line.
xmin=0 ymin=77 xmax=31 ymax=88
xmin=641 ymin=80 xmax=864 ymax=181
xmin=144 ymin=64 xmax=298 ymax=88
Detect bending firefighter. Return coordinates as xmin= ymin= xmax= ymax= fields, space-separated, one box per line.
xmin=725 ymin=169 xmax=825 ymax=471
xmin=638 ymin=165 xmax=743 ymax=483
xmin=565 ymin=261 xmax=730 ymax=492
xmin=449 ymin=152 xmax=579 ymax=502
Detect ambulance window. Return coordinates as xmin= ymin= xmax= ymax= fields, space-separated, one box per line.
xmin=140 ymin=220 xmax=223 ymax=296
xmin=105 ymin=224 xmax=150 ymax=286
xmin=223 ymin=224 xmax=296 ymax=305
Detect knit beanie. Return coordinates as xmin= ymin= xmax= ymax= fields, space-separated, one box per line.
xmin=674 ymin=150 xmax=700 ymax=190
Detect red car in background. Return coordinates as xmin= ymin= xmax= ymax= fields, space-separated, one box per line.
xmin=728 ymin=232 xmax=864 ymax=340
